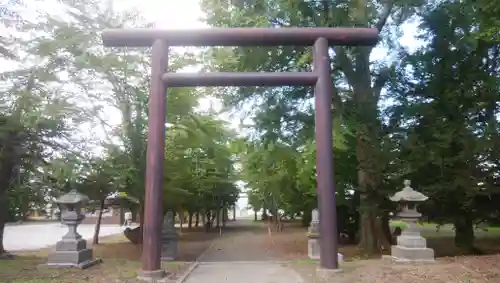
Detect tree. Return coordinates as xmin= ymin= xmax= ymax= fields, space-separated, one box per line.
xmin=200 ymin=0 xmax=426 ymax=252
xmin=388 ymin=0 xmax=500 ymax=250
xmin=0 ymin=0 xmax=239 ymax=252
xmin=0 ymin=79 xmax=77 ymax=255
xmin=77 ymin=157 xmax=118 ymax=244
xmin=475 ymin=0 xmax=500 ymax=42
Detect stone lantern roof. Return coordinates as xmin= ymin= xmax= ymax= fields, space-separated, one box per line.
xmin=55 ymin=189 xmax=89 ymax=205
xmin=389 ymin=180 xmax=428 ymax=202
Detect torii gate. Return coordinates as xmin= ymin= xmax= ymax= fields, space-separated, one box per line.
xmin=102 ymin=27 xmax=378 ymax=280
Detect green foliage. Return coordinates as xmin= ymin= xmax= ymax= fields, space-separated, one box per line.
xmin=387 ymin=0 xmax=500 ymax=248
xmin=0 ymin=0 xmax=239 ymax=255
xmin=201 ymin=0 xmax=500 ymax=251
xmin=0 ymin=0 xmax=498 ymax=255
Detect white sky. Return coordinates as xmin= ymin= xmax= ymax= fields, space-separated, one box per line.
xmin=2 ymin=0 xmax=423 ymax=210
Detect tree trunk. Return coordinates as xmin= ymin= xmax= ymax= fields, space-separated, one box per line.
xmin=254 ymin=210 xmax=257 ymax=221
xmin=139 ymin=202 xmax=144 ymax=245
xmin=273 ymin=208 xmax=278 ymax=230
xmin=276 ymin=211 xmax=283 ymax=232
xmin=358 ymin=193 xmax=391 ymax=253
xmin=301 ymin=209 xmax=312 ymax=227
xmin=131 ymin=206 xmax=138 ymax=222
xmin=188 ymin=212 xmax=193 ymax=229
xmin=179 ymin=210 xmax=184 ymax=233
xmin=210 ymin=211 xmax=217 ymax=226
xmin=0 ymin=136 xmax=18 ymax=256
xmin=232 ymin=206 xmax=236 ymax=221
xmin=454 ymin=214 xmax=475 ymax=251
xmin=215 ymin=208 xmax=220 ymax=228
xmin=222 ymin=206 xmax=227 ymax=227
xmin=0 ymin=221 xmax=5 ymax=256
xmin=92 ymin=198 xmax=105 ymax=245
xmin=356 ymin=119 xmax=391 ymax=253
xmin=21 ymin=197 xmax=29 ymax=221
xmin=119 ymin=208 xmax=125 ymax=226
xmin=195 ymin=212 xmax=200 ymax=227
xmin=358 ymin=203 xmax=376 ymax=253
xmin=204 ymin=211 xmax=210 ymax=232
xmin=381 ymin=214 xmax=393 ymax=245
xmin=267 ymin=215 xmax=272 ymax=236
xmin=0 ymin=190 xmax=7 ymax=255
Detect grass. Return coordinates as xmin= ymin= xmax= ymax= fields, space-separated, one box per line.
xmin=0 ymin=229 xmax=216 ymax=283
xmin=0 ymin=257 xmax=145 ymax=283
xmin=390 ymin=220 xmax=500 ymax=238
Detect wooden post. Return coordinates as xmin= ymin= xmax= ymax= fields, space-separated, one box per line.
xmin=313 ymin=37 xmax=339 ymax=269
xmin=139 ymin=39 xmax=168 ymax=280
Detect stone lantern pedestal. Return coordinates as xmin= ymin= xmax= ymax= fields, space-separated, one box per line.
xmin=45 ymin=190 xmax=102 ymax=269
xmin=307 ymin=209 xmax=320 ymax=260
xmin=388 ymin=180 xmax=434 ymax=263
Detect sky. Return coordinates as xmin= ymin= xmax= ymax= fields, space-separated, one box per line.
xmin=2 ymin=0 xmax=423 ymax=212
xmin=80 ymin=0 xmax=246 ymax=150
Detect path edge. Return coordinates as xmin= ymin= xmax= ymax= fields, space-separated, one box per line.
xmin=195 ymin=239 xmax=217 ymax=262
xmin=174 ymin=237 xmax=218 ymax=283
xmin=174 ymin=262 xmax=199 ymax=283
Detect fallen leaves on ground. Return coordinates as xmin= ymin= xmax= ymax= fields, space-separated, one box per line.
xmin=291 ymin=255 xmax=500 ymax=283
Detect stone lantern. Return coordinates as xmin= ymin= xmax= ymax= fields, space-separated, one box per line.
xmin=46 ymin=189 xmax=102 ymax=268
xmin=388 ymin=180 xmax=434 ymax=262
xmin=307 ymin=209 xmax=320 ymax=259
xmin=307 ymin=209 xmax=343 ymax=263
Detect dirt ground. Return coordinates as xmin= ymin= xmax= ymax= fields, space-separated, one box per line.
xmin=0 ymin=227 xmax=218 ymax=283
xmin=268 ymin=221 xmax=500 ymax=283
xmin=180 ymin=220 xmax=500 ymax=282
xmin=2 ymin=220 xmax=500 ymax=283
xmin=268 ymin=222 xmax=500 ymax=260
xmin=291 ymin=255 xmax=500 ymax=283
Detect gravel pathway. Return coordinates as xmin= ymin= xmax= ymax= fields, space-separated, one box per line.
xmin=183 ymin=220 xmax=304 ymax=283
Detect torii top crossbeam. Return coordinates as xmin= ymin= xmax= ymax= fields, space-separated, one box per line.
xmin=101 ymin=27 xmax=379 ymax=47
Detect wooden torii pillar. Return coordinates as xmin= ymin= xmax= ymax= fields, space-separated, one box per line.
xmin=102 ymin=27 xmax=378 ymax=280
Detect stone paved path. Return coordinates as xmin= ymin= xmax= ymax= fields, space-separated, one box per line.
xmin=183 ymin=220 xmax=304 ymax=283
xmin=4 ymin=223 xmax=133 ymax=251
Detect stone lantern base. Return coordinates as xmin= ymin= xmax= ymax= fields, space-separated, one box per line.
xmin=389 ymin=234 xmax=435 ymax=263
xmin=308 ymin=234 xmax=320 ymax=260
xmin=391 ymin=246 xmax=435 ymax=262
xmin=308 ymin=219 xmax=320 ymax=260
xmin=161 ymin=238 xmax=178 ymax=261
xmin=45 ymin=238 xmax=102 ymax=269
